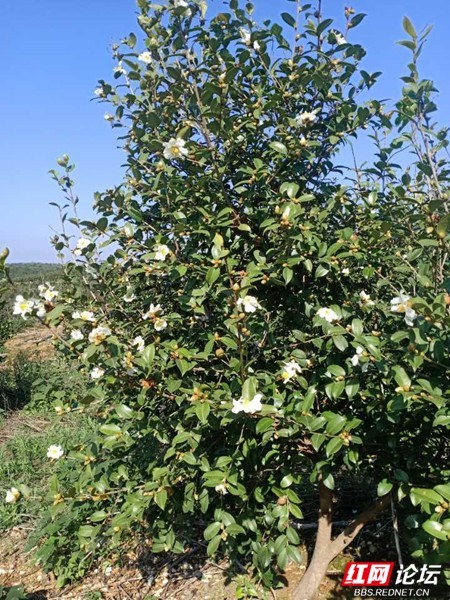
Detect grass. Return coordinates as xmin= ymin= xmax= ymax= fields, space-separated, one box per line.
xmin=0 ymin=358 xmax=42 ymax=413
xmin=0 ymin=355 xmax=92 ymax=531
xmin=0 ymin=411 xmax=95 ymax=531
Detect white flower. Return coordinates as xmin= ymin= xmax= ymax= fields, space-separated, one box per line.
xmin=154 ymin=244 xmax=171 ymax=261
xmin=123 ymin=290 xmax=136 ymax=303
xmin=215 ymin=483 xmax=228 ymax=495
xmin=138 ymin=51 xmax=152 ymax=64
xmin=38 ymin=283 xmax=59 ymax=302
xmin=104 ymin=113 xmax=114 ymax=122
xmin=281 ymin=360 xmax=302 ymax=382
xmin=299 ymin=135 xmax=308 ymax=147
xmin=359 ymin=291 xmax=375 ymax=306
xmin=236 ymin=295 xmax=262 ymax=313
xmin=114 ymin=61 xmax=126 ymax=75
xmin=333 ymin=31 xmax=346 ymax=45
xmin=72 ymin=310 xmax=96 ymax=322
xmin=74 ymin=238 xmax=91 ymax=256
xmin=70 ymin=329 xmax=84 ymax=341
xmin=351 ymin=346 xmax=364 ymax=366
xmin=317 ymin=307 xmax=340 ymax=323
xmin=341 ymin=268 xmax=350 ymax=276
xmin=162 ymin=137 xmax=189 ymax=160
xmin=94 ymin=87 xmax=104 ymax=97
xmin=296 ymin=109 xmax=319 ymax=127
xmin=90 ymin=367 xmax=105 ymax=380
xmin=80 ymin=311 xmax=96 ymax=322
xmin=35 ymin=302 xmax=47 ymax=318
xmin=13 ymin=295 xmax=34 ymax=319
xmin=232 ymin=393 xmax=263 ymax=414
xmin=390 ymin=293 xmax=417 ymax=327
xmin=132 ymin=336 xmax=145 ymax=353
xmin=253 ymin=41 xmax=261 ymax=51
xmin=154 ymin=317 xmax=168 ymax=331
xmin=5 ymin=487 xmax=20 ymax=504
xmin=239 ymin=28 xmax=251 ymax=45
xmin=143 ymin=303 xmax=162 ymax=320
xmin=47 ymin=445 xmax=64 ymax=460
xmin=88 ymin=326 xmax=111 ymax=345
xmin=173 ymin=0 xmax=190 ymax=9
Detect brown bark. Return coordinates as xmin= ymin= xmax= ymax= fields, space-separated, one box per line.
xmin=292 ymin=487 xmax=391 ymax=600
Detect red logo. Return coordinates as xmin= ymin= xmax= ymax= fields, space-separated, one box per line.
xmin=342 ymin=562 xmax=395 ymax=587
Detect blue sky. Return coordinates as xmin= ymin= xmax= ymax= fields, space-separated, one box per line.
xmin=1 ymin=0 xmax=450 ymax=262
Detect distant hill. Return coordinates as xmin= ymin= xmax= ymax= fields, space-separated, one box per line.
xmin=9 ymin=263 xmax=62 ymax=283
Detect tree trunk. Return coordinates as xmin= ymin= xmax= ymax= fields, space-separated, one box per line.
xmin=292 ymin=483 xmax=391 ymax=600
xmin=294 ymin=481 xmax=334 ymax=600
xmin=294 ymin=551 xmax=332 ymax=600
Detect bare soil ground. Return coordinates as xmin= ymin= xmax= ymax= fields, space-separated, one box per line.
xmin=0 ymin=526 xmax=347 ymax=600
xmin=3 ymin=325 xmax=55 ymax=363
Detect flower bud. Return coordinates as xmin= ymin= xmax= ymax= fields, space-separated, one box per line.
xmin=57 ymin=154 xmax=69 ymax=167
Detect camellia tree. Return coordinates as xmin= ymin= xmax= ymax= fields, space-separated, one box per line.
xmin=9 ymin=1 xmax=449 ymax=598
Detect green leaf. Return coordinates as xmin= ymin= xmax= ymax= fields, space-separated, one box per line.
xmin=155 ymin=489 xmax=168 ymax=510
xmin=90 ymin=510 xmax=108 ymax=522
xmin=281 ymin=182 xmax=299 ymax=198
xmin=97 ymin=217 xmax=108 ymax=232
xmin=270 ymin=141 xmax=288 ymax=155
xmin=78 ymin=525 xmax=95 ymax=537
xmin=206 ymin=267 xmax=220 ymax=285
xmin=436 ymin=214 xmax=450 ymax=238
xmin=434 ymin=484 xmax=450 ymax=501
xmin=392 ymin=366 xmax=411 ymax=389
xmin=351 ymin=319 xmax=363 ymax=336
xmin=377 ymin=480 xmax=393 ymax=497
xmin=226 ymin=523 xmax=245 ymax=536
xmin=325 ymin=380 xmax=345 ymax=401
xmin=206 ymin=534 xmax=221 ymax=556
xmin=317 ymin=18 xmax=333 ymax=36
xmin=204 ymin=522 xmax=221 ymax=541
xmin=326 ymin=414 xmax=347 ymax=435
xmin=311 ymin=433 xmax=326 ymax=452
xmin=333 ymin=335 xmax=348 ymax=351
xmin=326 ymin=437 xmax=343 ymax=458
xmin=348 ymin=13 xmax=366 ymax=29
xmin=242 ymin=377 xmax=258 ymax=401
xmin=256 ymin=417 xmax=274 ymax=434
xmin=322 ymin=472 xmax=335 ymax=490
xmin=281 ymin=12 xmax=296 ymax=28
xmin=141 ymin=344 xmax=155 ymax=368
xmin=115 ymin=404 xmax=133 ymax=419
xmin=283 ymin=267 xmax=293 ymax=284
xmin=403 ymin=16 xmax=417 ymax=39
xmin=277 ymin=547 xmax=288 ymax=571
xmin=196 ymin=402 xmax=210 ymax=424
xmin=99 ymin=424 xmax=121 ymax=436
xmin=327 ymin=364 xmax=346 ymax=377
xmin=280 ymin=474 xmax=294 ymax=488
xmin=315 ymin=265 xmax=329 ymax=279
xmin=422 ymin=520 xmax=448 ymax=541
xmin=411 ymin=488 xmax=444 ymax=506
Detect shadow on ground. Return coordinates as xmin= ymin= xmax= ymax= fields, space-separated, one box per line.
xmin=0 ymin=585 xmax=47 ymax=600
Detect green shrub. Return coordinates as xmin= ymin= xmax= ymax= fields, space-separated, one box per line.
xmin=7 ymin=1 xmax=449 ymax=597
